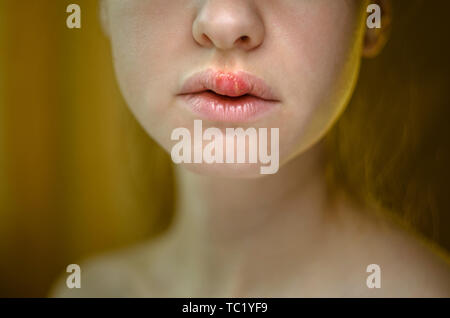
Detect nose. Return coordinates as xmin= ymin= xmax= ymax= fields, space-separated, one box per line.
xmin=192 ymin=0 xmax=265 ymax=51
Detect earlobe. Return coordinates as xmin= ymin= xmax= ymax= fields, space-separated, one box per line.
xmin=362 ymin=0 xmax=392 ymax=58
xmin=99 ymin=0 xmax=110 ymax=37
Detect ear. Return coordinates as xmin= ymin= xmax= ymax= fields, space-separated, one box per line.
xmin=363 ymin=0 xmax=392 ymax=58
xmin=99 ymin=0 xmax=110 ymax=37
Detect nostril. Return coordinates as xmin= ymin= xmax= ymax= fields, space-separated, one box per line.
xmin=202 ymin=33 xmax=212 ymax=45
xmin=234 ymin=35 xmax=252 ymax=48
xmin=240 ymin=36 xmax=250 ymax=42
xmin=239 ymin=35 xmax=250 ymax=44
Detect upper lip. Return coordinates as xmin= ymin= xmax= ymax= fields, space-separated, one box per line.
xmin=178 ymin=69 xmax=280 ymax=102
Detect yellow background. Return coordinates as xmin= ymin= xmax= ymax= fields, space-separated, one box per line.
xmin=0 ymin=1 xmax=174 ymax=297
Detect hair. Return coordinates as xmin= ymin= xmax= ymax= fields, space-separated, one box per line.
xmin=325 ymin=0 xmax=450 ymax=249
xmin=123 ymin=0 xmax=450 ymax=251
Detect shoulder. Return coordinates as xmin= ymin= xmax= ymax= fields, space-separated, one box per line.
xmin=48 ymin=236 xmax=169 ymax=298
xmin=335 ymin=196 xmax=450 ymax=297
xmin=369 ymin=224 xmax=450 ymax=297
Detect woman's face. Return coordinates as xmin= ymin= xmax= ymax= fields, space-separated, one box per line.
xmin=102 ymin=0 xmax=369 ymax=177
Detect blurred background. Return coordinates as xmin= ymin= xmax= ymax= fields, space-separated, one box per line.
xmin=0 ymin=0 xmax=174 ymax=297
xmin=0 ymin=0 xmax=449 ymax=297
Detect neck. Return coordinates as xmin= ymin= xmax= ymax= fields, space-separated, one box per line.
xmin=164 ymin=140 xmax=340 ymax=296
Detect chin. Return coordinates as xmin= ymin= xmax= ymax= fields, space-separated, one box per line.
xmin=176 ymin=162 xmax=275 ymax=179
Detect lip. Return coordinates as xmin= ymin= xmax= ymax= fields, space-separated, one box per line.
xmin=177 ymin=69 xmax=281 ymax=123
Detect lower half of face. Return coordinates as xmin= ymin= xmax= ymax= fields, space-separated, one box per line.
xmin=104 ymin=0 xmax=368 ymax=177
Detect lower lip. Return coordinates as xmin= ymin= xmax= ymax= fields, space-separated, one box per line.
xmin=178 ymin=91 xmax=279 ymax=123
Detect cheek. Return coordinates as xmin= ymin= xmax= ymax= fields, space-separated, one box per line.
xmin=277 ymin=2 xmax=361 ymax=101
xmin=268 ymin=2 xmax=364 ymax=153
xmin=107 ymin=2 xmax=195 ymax=141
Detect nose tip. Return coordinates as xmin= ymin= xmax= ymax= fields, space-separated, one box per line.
xmin=193 ymin=1 xmax=265 ymax=51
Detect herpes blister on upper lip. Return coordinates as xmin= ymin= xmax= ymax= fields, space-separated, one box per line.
xmin=179 ymin=69 xmax=280 ymax=101
xmin=209 ymin=71 xmax=251 ymax=97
